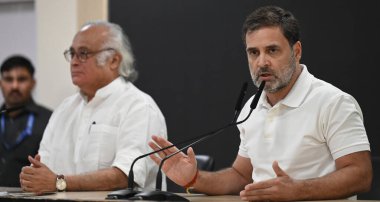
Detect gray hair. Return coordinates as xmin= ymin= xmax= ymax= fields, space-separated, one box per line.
xmin=80 ymin=21 xmax=138 ymax=82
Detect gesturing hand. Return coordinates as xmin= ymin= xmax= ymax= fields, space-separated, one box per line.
xmin=149 ymin=135 xmax=198 ymax=187
xmin=240 ymin=161 xmax=300 ymax=201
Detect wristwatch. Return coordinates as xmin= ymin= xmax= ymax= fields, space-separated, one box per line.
xmin=56 ymin=174 xmax=67 ymax=192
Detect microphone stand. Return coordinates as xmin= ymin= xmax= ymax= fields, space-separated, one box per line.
xmin=129 ymin=81 xmax=265 ymax=201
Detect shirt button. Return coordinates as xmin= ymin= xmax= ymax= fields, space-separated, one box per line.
xmin=264 ymin=133 xmax=272 ymax=138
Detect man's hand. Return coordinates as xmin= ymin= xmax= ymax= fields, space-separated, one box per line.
xmin=240 ymin=161 xmax=300 ymax=201
xmin=19 ymin=155 xmax=57 ymax=195
xmin=149 ymin=135 xmax=198 ymax=187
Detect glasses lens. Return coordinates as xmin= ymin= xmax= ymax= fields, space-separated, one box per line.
xmin=64 ymin=50 xmax=72 ymax=62
xmin=78 ymin=50 xmax=88 ymax=62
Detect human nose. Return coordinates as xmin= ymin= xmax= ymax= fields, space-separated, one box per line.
xmin=257 ymin=53 xmax=270 ymax=67
xmin=70 ymin=53 xmax=81 ymax=65
xmin=10 ymin=79 xmax=20 ymax=89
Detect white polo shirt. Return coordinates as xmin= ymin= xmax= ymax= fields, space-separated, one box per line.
xmin=39 ymin=77 xmax=167 ymax=190
xmin=237 ymin=65 xmax=370 ymax=183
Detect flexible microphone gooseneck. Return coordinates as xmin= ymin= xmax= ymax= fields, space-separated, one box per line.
xmin=130 ymin=81 xmax=265 ymax=201
xmin=106 ymin=82 xmax=251 ymax=200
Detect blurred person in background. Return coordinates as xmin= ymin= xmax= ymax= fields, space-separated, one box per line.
xmin=0 ymin=55 xmax=52 ymax=187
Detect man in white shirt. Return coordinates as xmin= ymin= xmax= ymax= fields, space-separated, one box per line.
xmin=19 ymin=21 xmax=167 ymax=194
xmin=148 ymin=6 xmax=372 ymax=201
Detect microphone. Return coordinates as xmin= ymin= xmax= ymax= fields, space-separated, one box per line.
xmin=232 ymin=82 xmax=248 ymax=123
xmin=106 ymin=81 xmax=252 ymax=200
xmin=0 ymin=105 xmax=25 ymax=114
xmin=129 ymin=81 xmax=265 ymax=201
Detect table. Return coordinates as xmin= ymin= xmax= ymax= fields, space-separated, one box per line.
xmin=1 ymin=187 xmax=379 ymax=202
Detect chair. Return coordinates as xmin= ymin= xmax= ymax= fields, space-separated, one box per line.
xmin=357 ymin=156 xmax=380 ymax=200
xmin=166 ymin=154 xmax=215 ymax=193
xmin=195 ymin=154 xmax=215 ymax=171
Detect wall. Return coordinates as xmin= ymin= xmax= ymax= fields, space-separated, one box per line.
xmin=35 ymin=0 xmax=108 ymax=109
xmin=0 ymin=0 xmax=36 ymax=104
xmin=0 ymin=0 xmax=108 ymax=110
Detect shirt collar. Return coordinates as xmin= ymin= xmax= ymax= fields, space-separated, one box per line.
xmin=80 ymin=77 xmax=127 ymax=102
xmin=281 ymin=64 xmax=313 ymax=108
xmin=257 ymin=64 xmax=313 ymax=109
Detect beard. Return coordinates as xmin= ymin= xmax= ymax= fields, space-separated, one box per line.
xmin=251 ymin=52 xmax=297 ymax=93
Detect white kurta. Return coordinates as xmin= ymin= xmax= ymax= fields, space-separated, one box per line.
xmin=39 ymin=77 xmax=167 ymax=190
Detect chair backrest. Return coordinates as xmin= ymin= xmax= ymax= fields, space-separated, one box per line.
xmin=358 ymin=156 xmax=380 ymax=200
xmin=166 ymin=154 xmax=215 ymax=193
xmin=196 ymin=154 xmax=215 ymax=171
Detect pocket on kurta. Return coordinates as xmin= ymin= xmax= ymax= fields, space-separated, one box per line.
xmin=83 ymin=124 xmax=118 ymax=169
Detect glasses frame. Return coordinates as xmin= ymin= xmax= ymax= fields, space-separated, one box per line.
xmin=63 ymin=48 xmax=115 ymax=63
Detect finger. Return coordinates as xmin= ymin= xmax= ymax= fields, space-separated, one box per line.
xmin=20 ymin=176 xmax=24 ymax=187
xmin=20 ymin=179 xmax=33 ymax=192
xmin=21 ymin=179 xmax=34 ymax=188
xmin=21 ymin=166 xmax=35 ymax=175
xmin=148 ymin=141 xmax=167 ymax=159
xmin=149 ymin=153 xmax=161 ymax=165
xmin=241 ymin=186 xmax=270 ymax=196
xmin=34 ymin=154 xmax=41 ymax=161
xmin=152 ymin=135 xmax=179 ymax=154
xmin=186 ymin=147 xmax=197 ymax=166
xmin=240 ymin=186 xmax=274 ymax=201
xmin=272 ymin=161 xmax=287 ymax=177
xmin=148 ymin=141 xmax=162 ymax=152
xmin=28 ymin=155 xmax=43 ymax=168
xmin=20 ymin=171 xmax=35 ymax=181
xmin=245 ymin=180 xmax=273 ymax=191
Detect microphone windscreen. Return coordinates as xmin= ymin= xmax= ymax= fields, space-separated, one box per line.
xmin=250 ymin=81 xmax=265 ymax=109
xmin=234 ymin=82 xmax=248 ymax=111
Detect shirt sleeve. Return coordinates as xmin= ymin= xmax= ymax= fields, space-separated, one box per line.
xmin=38 ymin=104 xmax=59 ymax=166
xmin=112 ymin=97 xmax=167 ymax=189
xmin=322 ymin=94 xmax=370 ymax=160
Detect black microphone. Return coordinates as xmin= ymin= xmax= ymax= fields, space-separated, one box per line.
xmin=129 ymin=81 xmax=265 ymax=201
xmin=232 ymin=82 xmax=248 ymax=123
xmin=0 ymin=105 xmax=25 ymax=114
xmin=106 ymin=82 xmax=251 ymax=200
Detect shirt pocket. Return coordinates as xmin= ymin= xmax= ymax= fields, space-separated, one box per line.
xmin=83 ymin=124 xmax=118 ymax=170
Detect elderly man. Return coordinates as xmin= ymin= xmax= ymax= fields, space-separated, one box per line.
xmin=19 ymin=21 xmax=167 ymax=194
xmin=149 ymin=6 xmax=372 ymax=201
xmin=0 ymin=55 xmax=52 ymax=187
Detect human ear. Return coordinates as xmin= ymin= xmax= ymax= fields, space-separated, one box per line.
xmin=110 ymin=53 xmax=122 ymax=71
xmin=293 ymin=41 xmax=302 ymax=61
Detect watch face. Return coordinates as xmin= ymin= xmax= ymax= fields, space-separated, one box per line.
xmin=56 ymin=178 xmax=67 ymax=191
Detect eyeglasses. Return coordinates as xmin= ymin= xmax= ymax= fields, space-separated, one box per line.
xmin=63 ymin=48 xmax=115 ymax=63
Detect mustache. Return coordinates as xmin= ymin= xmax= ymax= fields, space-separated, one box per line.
xmin=8 ymin=90 xmax=22 ymax=95
xmin=257 ymin=66 xmax=274 ymax=76
xmin=254 ymin=66 xmax=275 ymax=81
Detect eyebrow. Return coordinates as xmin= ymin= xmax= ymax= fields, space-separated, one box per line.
xmin=70 ymin=46 xmax=90 ymax=51
xmin=266 ymin=44 xmax=280 ymax=49
xmin=246 ymin=47 xmax=258 ymax=52
xmin=246 ymin=43 xmax=281 ymax=51
xmin=2 ymin=75 xmax=30 ymax=79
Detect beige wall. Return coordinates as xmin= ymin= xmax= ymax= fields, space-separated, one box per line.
xmin=35 ymin=0 xmax=108 ymax=110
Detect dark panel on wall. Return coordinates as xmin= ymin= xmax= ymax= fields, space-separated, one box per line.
xmin=109 ymin=0 xmax=379 ymax=170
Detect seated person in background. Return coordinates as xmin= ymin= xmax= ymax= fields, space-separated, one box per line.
xmin=19 ymin=21 xmax=167 ymax=194
xmin=0 ymin=55 xmax=52 ymax=187
xmin=149 ymin=5 xmax=372 ymax=201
